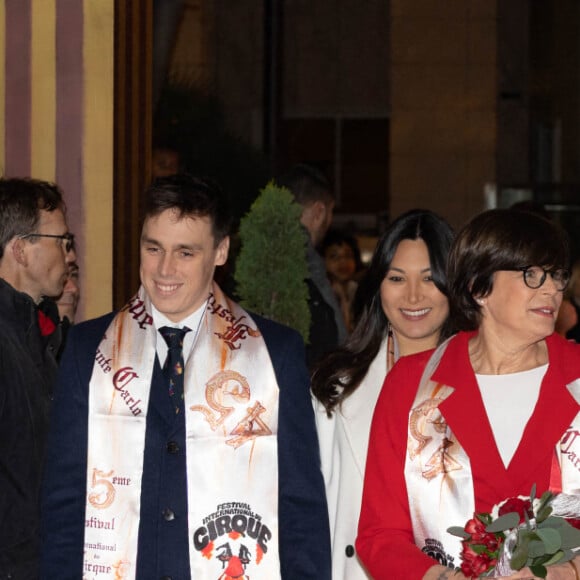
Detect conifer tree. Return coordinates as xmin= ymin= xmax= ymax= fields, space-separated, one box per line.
xmin=234 ymin=182 xmax=311 ymax=342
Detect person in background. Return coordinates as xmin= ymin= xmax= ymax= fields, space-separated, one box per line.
xmin=357 ymin=208 xmax=580 ymax=579
xmin=56 ymin=261 xmax=80 ymax=324
xmin=0 ymin=178 xmax=75 ymax=579
xmin=151 ymin=143 xmax=181 ymax=178
xmin=311 ymin=209 xmax=455 ymax=579
xmin=556 ymin=259 xmax=580 ymax=341
xmin=277 ymin=164 xmax=348 ymax=368
xmin=41 ymin=173 xmax=331 ymax=579
xmin=320 ymin=228 xmax=364 ymax=333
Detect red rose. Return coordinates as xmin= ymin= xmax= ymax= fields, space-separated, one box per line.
xmin=460 ymin=542 xmax=497 ymax=578
xmin=480 ymin=533 xmax=500 ymax=553
xmin=459 ymin=514 xmax=502 ymax=578
xmin=498 ymin=497 xmax=533 ymax=524
xmin=464 ymin=515 xmax=500 ymax=551
xmin=464 ymin=516 xmax=487 ymax=537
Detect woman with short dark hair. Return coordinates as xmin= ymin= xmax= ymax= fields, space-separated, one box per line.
xmin=357 ymin=208 xmax=580 ymax=579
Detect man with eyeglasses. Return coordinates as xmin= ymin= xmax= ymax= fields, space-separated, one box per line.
xmin=0 ymin=177 xmax=76 ymax=579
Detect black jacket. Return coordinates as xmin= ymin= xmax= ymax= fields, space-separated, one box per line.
xmin=305 ymin=279 xmax=339 ymax=369
xmin=0 ymin=279 xmax=60 ymax=579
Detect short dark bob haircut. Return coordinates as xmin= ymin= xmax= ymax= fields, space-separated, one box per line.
xmin=448 ymin=208 xmax=570 ymax=331
xmin=142 ymin=173 xmax=232 ymax=245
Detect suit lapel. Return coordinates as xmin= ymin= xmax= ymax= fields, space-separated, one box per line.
xmin=339 ymin=339 xmax=388 ymax=478
xmin=433 ymin=332 xmax=510 ymax=488
xmin=508 ymin=339 xmax=580 ymax=488
xmin=438 ymin=368 xmax=509 ymax=487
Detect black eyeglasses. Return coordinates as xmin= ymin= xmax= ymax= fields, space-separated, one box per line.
xmin=20 ymin=232 xmax=75 ymax=253
xmin=511 ymin=265 xmax=570 ymax=291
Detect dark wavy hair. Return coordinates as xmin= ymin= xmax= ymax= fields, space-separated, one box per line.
xmin=311 ymin=209 xmax=455 ymax=416
xmin=142 ymin=173 xmax=232 ymax=245
xmin=448 ymin=208 xmax=570 ymax=331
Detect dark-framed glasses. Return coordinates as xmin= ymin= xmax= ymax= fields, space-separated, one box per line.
xmin=513 ymin=265 xmax=570 ymax=291
xmin=20 ymin=232 xmax=75 ymax=253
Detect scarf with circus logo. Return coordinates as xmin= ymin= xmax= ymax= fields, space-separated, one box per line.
xmin=83 ymin=283 xmax=280 ymax=579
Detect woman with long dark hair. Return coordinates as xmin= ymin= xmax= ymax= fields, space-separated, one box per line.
xmin=312 ymin=208 xmax=455 ymax=579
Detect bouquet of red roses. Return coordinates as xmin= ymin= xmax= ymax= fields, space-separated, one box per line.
xmin=448 ymin=486 xmax=580 ymax=578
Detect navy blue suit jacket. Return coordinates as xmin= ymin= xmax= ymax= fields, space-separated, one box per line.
xmin=40 ymin=311 xmax=331 ymax=579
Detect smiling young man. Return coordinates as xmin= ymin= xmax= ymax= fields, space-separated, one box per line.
xmin=41 ymin=174 xmax=331 ymax=580
xmin=0 ymin=178 xmax=75 ymax=579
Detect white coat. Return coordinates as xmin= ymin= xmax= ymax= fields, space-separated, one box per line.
xmin=313 ymin=338 xmax=388 ymax=580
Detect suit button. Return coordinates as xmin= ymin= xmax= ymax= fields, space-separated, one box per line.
xmin=345 ymin=544 xmax=355 ymax=557
xmin=166 ymin=441 xmax=179 ymax=454
xmin=162 ymin=508 xmax=175 ymax=521
xmin=160 ymin=576 xmax=172 ymax=580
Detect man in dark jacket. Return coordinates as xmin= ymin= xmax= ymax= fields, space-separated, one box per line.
xmin=41 ymin=174 xmax=331 ymax=579
xmin=278 ymin=164 xmax=348 ymax=368
xmin=0 ymin=178 xmax=75 ymax=578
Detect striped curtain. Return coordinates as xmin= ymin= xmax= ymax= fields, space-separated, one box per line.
xmin=0 ymin=0 xmax=115 ymax=321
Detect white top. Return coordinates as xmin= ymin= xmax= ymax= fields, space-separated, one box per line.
xmin=313 ymin=338 xmax=388 ymax=580
xmin=477 ymin=364 xmax=547 ymax=467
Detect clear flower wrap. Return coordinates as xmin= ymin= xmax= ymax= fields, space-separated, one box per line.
xmin=448 ymin=488 xmax=580 ymax=578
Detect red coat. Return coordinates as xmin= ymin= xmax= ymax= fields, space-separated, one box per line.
xmin=356 ymin=331 xmax=580 ymax=580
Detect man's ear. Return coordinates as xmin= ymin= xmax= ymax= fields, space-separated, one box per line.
xmin=311 ymin=200 xmax=327 ymax=225
xmin=9 ymin=238 xmax=28 ymax=267
xmin=215 ymin=236 xmax=230 ymax=267
xmin=299 ymin=203 xmax=315 ymax=229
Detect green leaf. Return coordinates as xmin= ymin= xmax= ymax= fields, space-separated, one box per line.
xmin=543 ymin=549 xmax=566 ymax=566
xmin=510 ymin=543 xmax=529 ymax=570
xmin=486 ymin=512 xmax=520 ymax=532
xmin=530 ymin=484 xmax=537 ymax=503
xmin=554 ymin=548 xmax=576 ymax=565
xmin=558 ymin=521 xmax=580 ymax=549
xmin=529 ymin=563 xmax=548 ymax=578
xmin=536 ymin=527 xmax=561 ymax=554
xmin=447 ymin=526 xmax=470 ymax=539
xmin=470 ymin=544 xmax=489 ymax=555
xmin=535 ymin=491 xmax=554 ymax=524
xmin=510 ymin=530 xmax=530 ymax=570
xmin=536 ymin=505 xmax=553 ymax=524
xmin=527 ymin=538 xmax=547 ymax=558
xmin=532 ymin=552 xmax=558 ymax=566
xmin=538 ymin=515 xmax=566 ymax=529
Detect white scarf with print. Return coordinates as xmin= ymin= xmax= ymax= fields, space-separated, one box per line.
xmin=82 ymin=283 xmax=280 ymax=579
